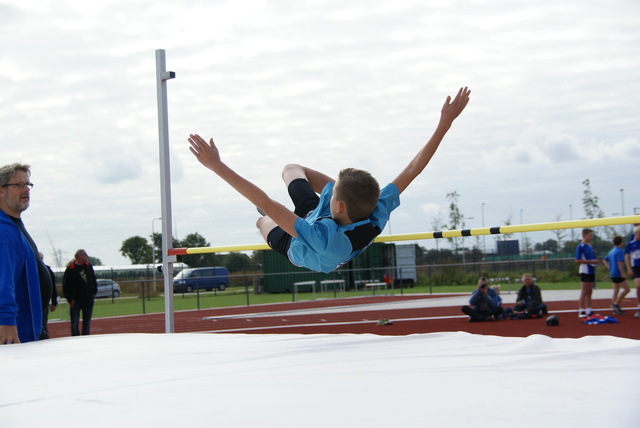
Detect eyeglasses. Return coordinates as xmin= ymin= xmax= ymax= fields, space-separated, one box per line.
xmin=1 ymin=182 xmax=34 ymax=189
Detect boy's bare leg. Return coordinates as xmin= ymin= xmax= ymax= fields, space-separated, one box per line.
xmin=615 ymin=281 xmax=630 ymax=306
xmin=612 ymin=283 xmax=620 ymax=305
xmin=579 ymin=282 xmax=593 ymax=311
xmin=257 ymin=163 xmax=333 ymax=242
xmin=283 ymin=163 xmax=334 ymax=192
xmin=256 ymin=164 xmax=308 ymax=242
xmin=281 ymin=164 xmax=308 ymax=187
xmin=257 ymin=216 xmax=278 ymax=242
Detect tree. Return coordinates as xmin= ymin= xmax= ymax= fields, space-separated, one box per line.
xmin=562 ymin=238 xmax=581 ymax=254
xmin=250 ymin=250 xmax=264 ymax=270
xmin=225 ymin=252 xmax=251 ymax=273
xmin=47 ymin=233 xmax=65 ymax=270
xmin=500 ymin=212 xmax=513 ymax=241
xmin=552 ymin=213 xmax=567 ymax=252
xmin=521 ymin=235 xmax=533 ymax=256
xmin=179 ymin=232 xmax=219 ymax=267
xmin=581 ymin=179 xmax=616 ymax=245
xmin=120 ymin=236 xmax=153 ymax=264
xmin=582 ymin=179 xmax=604 ymax=220
xmin=151 ymin=232 xmax=181 ymax=263
xmin=535 ymin=239 xmax=558 ymax=253
xmin=431 ymin=210 xmax=446 ymax=251
xmin=446 ymin=192 xmax=464 ymax=253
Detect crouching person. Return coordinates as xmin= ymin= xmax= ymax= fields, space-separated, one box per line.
xmin=506 ymin=274 xmax=547 ymax=319
xmin=461 ymin=277 xmax=504 ymax=322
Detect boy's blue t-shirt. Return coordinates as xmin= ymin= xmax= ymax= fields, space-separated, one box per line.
xmin=625 ymin=239 xmax=640 ymax=268
xmin=604 ymin=247 xmax=625 ymax=277
xmin=575 ymin=243 xmax=596 ymax=275
xmin=289 ymin=182 xmax=400 ymax=273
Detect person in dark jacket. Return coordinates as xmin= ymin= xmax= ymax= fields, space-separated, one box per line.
xmin=507 ymin=274 xmax=547 ymax=318
xmin=62 ymin=249 xmax=98 ymax=336
xmin=461 ymin=277 xmax=504 ymax=322
xmin=39 ymin=252 xmax=58 ymax=338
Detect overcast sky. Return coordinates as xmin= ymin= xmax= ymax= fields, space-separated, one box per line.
xmin=2 ymin=0 xmax=638 ymax=268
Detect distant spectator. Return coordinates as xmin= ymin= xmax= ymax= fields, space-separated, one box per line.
xmin=461 ymin=277 xmax=504 ymax=322
xmin=62 ymin=249 xmax=98 ymax=336
xmin=603 ymin=236 xmax=629 ymax=315
xmin=505 ymin=274 xmax=547 ymax=318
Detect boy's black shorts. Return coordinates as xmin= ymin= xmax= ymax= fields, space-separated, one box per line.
xmin=633 ymin=266 xmax=640 ymax=279
xmin=611 ymin=277 xmax=626 ymax=284
xmin=579 ymin=273 xmax=595 ymax=283
xmin=267 ymin=178 xmax=321 ymax=258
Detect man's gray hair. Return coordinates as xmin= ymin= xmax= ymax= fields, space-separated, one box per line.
xmin=0 ymin=163 xmax=31 ymax=187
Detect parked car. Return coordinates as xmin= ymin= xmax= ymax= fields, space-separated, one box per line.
xmin=173 ymin=267 xmax=229 ymax=292
xmin=96 ymin=279 xmax=121 ymax=298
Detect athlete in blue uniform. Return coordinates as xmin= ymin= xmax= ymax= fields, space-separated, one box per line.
xmin=188 ymin=87 xmax=471 ymax=273
xmin=625 ymin=226 xmax=640 ymax=318
xmin=575 ymin=228 xmax=599 ymax=317
xmin=603 ymin=236 xmax=629 ymax=314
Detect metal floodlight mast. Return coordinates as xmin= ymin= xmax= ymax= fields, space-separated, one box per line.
xmin=155 ymin=49 xmax=176 ymax=333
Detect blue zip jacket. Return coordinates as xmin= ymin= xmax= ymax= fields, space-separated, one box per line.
xmin=469 ymin=288 xmax=502 ymax=310
xmin=0 ymin=211 xmax=42 ymax=343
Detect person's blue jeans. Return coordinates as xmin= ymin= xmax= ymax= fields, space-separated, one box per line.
xmin=70 ymin=298 xmax=95 ymax=336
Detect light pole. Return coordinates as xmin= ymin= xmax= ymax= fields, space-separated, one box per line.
xmin=481 ymin=203 xmax=486 ymax=255
xmin=520 ymin=209 xmax=527 ymax=257
xmin=569 ymin=204 xmax=575 ymax=241
xmin=620 ymin=189 xmax=625 ymax=216
xmin=462 ymin=216 xmax=474 ymax=266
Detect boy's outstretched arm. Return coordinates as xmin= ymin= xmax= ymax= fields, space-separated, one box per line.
xmin=188 ymin=134 xmax=299 ymax=238
xmin=391 ymin=87 xmax=470 ymax=194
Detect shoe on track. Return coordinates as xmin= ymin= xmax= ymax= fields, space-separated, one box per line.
xmin=612 ymin=304 xmax=627 ymax=315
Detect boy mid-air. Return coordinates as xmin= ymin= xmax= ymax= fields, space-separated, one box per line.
xmin=188 ymin=87 xmax=471 ymax=273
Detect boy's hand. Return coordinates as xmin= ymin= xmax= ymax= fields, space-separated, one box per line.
xmin=440 ymin=86 xmax=471 ymax=125
xmin=188 ymin=134 xmax=222 ymax=171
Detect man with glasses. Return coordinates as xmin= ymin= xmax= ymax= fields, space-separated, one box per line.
xmin=0 ymin=163 xmax=43 ymax=344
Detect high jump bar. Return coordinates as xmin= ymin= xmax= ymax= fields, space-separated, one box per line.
xmin=168 ymin=214 xmax=640 ymax=255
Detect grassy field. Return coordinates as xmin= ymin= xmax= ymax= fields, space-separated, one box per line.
xmin=46 ymin=280 xmax=599 ymax=321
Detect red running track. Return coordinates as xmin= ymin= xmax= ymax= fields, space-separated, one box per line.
xmin=46 ymin=295 xmax=640 ymax=340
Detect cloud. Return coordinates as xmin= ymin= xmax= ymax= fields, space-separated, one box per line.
xmin=1 ymin=0 xmax=639 ymax=265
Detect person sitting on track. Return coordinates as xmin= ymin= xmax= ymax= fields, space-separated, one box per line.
xmin=504 ymin=273 xmax=548 ymax=319
xmin=461 ymin=277 xmax=504 ymax=322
